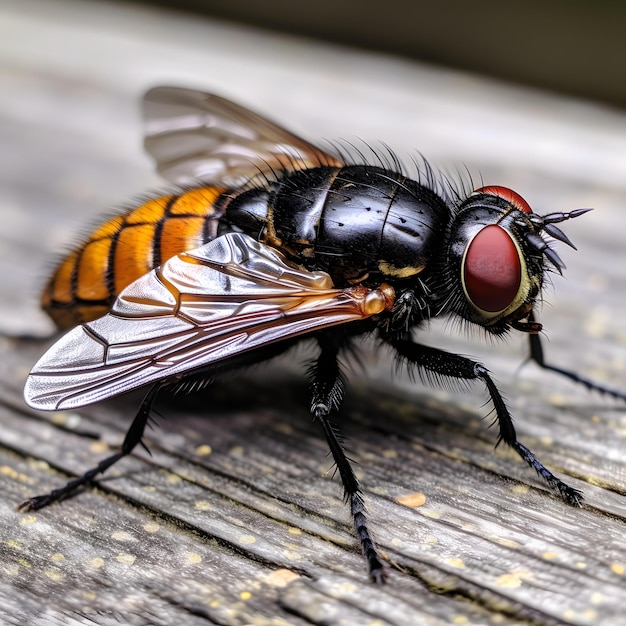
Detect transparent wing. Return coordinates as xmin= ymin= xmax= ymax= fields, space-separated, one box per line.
xmin=143 ymin=86 xmax=343 ymax=187
xmin=25 ymin=233 xmax=388 ymax=411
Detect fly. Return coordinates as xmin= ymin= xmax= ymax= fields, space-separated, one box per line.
xmin=21 ymin=87 xmax=625 ymax=583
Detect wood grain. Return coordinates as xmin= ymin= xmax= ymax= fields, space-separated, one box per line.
xmin=1 ymin=1 xmax=625 ymax=624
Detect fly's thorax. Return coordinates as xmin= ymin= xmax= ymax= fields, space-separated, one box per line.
xmin=443 ymin=189 xmax=545 ymax=333
xmin=266 ymin=165 xmax=450 ymax=287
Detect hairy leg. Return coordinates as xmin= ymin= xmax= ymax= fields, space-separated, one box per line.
xmin=19 ymin=383 xmax=161 ymax=511
xmin=390 ymin=338 xmax=583 ymax=505
xmin=308 ymin=335 xmax=386 ymax=583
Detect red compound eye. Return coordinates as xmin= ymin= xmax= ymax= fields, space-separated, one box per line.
xmin=475 ymin=186 xmax=533 ymax=214
xmin=464 ymin=225 xmax=521 ymax=312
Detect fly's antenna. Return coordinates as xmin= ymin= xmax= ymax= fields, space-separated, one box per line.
xmin=516 ymin=208 xmax=592 ymax=274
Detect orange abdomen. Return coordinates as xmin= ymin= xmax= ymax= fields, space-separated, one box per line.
xmin=43 ymin=186 xmax=227 ymax=329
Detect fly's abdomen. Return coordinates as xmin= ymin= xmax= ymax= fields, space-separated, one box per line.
xmin=42 ymin=186 xmax=227 ymax=329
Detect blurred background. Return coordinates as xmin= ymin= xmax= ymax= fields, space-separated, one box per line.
xmin=136 ymin=0 xmax=626 ymax=108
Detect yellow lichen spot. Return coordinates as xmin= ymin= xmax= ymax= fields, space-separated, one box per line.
xmin=143 ymin=485 xmax=156 ymax=492
xmin=446 ymin=557 xmax=465 ymax=569
xmin=116 ymin=554 xmax=136 ymax=565
xmin=240 ymin=591 xmax=252 ymax=601
xmin=111 ymin=531 xmax=135 ymax=542
xmin=452 ymin=616 xmax=469 ymax=625
xmin=7 ymin=540 xmax=22 ymax=550
xmin=422 ymin=509 xmax=443 ymax=519
xmin=382 ymin=449 xmax=398 ymax=459
xmin=28 ymin=459 xmax=50 ymax=472
xmin=19 ymin=515 xmax=37 ymax=526
xmin=542 ymin=551 xmax=558 ymax=560
xmin=263 ymin=569 xmax=300 ymax=588
xmin=539 ymin=436 xmax=554 ymax=447
xmin=186 ymin=552 xmax=203 ymax=564
xmin=283 ymin=549 xmax=302 ymax=561
xmin=195 ymin=444 xmax=212 ymax=456
xmin=590 ymin=592 xmax=605 ymax=605
xmin=239 ymin=535 xmax=256 ymax=545
xmin=610 ymin=562 xmax=624 ymax=575
xmin=89 ymin=441 xmax=110 ymax=454
xmin=287 ymin=527 xmax=302 ymax=536
xmin=143 ymin=522 xmax=160 ymax=533
xmin=166 ymin=472 xmax=182 ymax=484
xmin=45 ymin=568 xmax=64 ymax=583
xmin=18 ymin=559 xmax=32 ymax=569
xmin=195 ymin=500 xmax=213 ymax=511
xmin=341 ymin=582 xmax=359 ymax=594
xmin=575 ymin=561 xmax=587 ymax=569
xmin=396 ymin=492 xmax=426 ymax=507
xmin=548 ymin=394 xmax=567 ymax=407
xmin=583 ymin=610 xmax=598 ymax=621
xmin=510 ymin=484 xmax=530 ymax=496
xmin=495 ymin=538 xmax=520 ymax=549
xmin=230 ymin=446 xmax=245 ymax=457
xmin=50 ymin=412 xmax=69 ymax=426
xmin=50 ymin=553 xmax=65 ymax=562
xmin=87 ymin=557 xmax=105 ymax=569
xmin=1 ymin=466 xmax=32 ymax=483
xmin=495 ymin=572 xmax=522 ymax=588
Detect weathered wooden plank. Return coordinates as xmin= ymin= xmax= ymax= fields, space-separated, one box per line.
xmin=1 ymin=1 xmax=626 ymax=625
xmin=2 ymin=338 xmax=626 ymax=624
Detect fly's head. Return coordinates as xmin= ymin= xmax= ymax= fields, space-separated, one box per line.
xmin=443 ymin=186 xmax=590 ymax=335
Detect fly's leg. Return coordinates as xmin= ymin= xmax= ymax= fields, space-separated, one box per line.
xmin=309 ymin=337 xmax=386 ymax=583
xmin=18 ymin=384 xmax=161 ymax=512
xmin=391 ymin=338 xmax=583 ymax=506
xmin=528 ymin=313 xmax=626 ymax=401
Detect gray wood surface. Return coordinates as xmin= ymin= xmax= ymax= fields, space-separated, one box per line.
xmin=1 ymin=1 xmax=626 ymax=624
